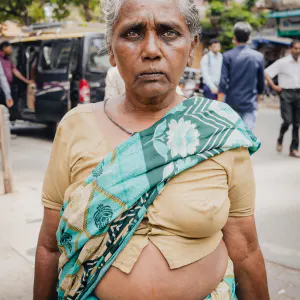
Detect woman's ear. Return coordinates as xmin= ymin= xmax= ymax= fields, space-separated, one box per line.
xmin=187 ymin=35 xmax=198 ymax=67
xmin=109 ymin=48 xmax=117 ymax=67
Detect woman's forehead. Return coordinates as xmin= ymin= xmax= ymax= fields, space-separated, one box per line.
xmin=117 ymin=0 xmax=185 ymax=24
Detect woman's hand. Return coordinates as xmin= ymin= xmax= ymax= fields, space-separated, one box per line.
xmin=33 ymin=208 xmax=61 ymax=300
xmin=222 ymin=216 xmax=270 ymax=300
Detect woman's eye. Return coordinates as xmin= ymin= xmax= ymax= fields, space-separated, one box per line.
xmin=162 ymin=31 xmax=178 ymax=38
xmin=126 ymin=31 xmax=141 ymax=38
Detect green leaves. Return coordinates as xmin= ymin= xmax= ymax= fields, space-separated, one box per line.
xmin=28 ymin=2 xmax=46 ymax=22
xmin=71 ymin=0 xmax=101 ymax=22
xmin=201 ymin=0 xmax=267 ymax=51
xmin=0 ymin=0 xmax=36 ymax=25
xmin=245 ymin=0 xmax=257 ymax=10
xmin=48 ymin=0 xmax=70 ymax=21
xmin=0 ymin=0 xmax=103 ymax=25
xmin=210 ymin=1 xmax=225 ymax=17
xmin=153 ymin=120 xmax=169 ymax=162
xmin=154 ymin=140 xmax=169 ymax=162
xmin=154 ymin=119 xmax=167 ymax=139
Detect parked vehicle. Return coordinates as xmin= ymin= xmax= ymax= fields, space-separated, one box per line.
xmin=180 ymin=67 xmax=201 ymax=98
xmin=9 ymin=22 xmax=110 ymax=130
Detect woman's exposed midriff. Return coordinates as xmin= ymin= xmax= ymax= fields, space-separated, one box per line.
xmin=94 ymin=240 xmax=229 ymax=300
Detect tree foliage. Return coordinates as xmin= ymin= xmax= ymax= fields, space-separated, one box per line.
xmin=47 ymin=0 xmax=71 ymax=21
xmin=201 ymin=0 xmax=267 ymax=51
xmin=0 ymin=0 xmax=45 ymax=25
xmin=75 ymin=0 xmax=100 ymax=22
xmin=0 ymin=0 xmax=102 ymax=27
xmin=42 ymin=0 xmax=101 ymax=23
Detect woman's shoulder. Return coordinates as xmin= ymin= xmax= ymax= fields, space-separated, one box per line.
xmin=57 ymin=103 xmax=105 ymax=143
xmin=210 ymin=147 xmax=251 ymax=172
xmin=56 ymin=103 xmax=105 ymax=154
xmin=60 ymin=104 xmax=95 ymax=125
xmin=215 ymin=147 xmax=250 ymax=162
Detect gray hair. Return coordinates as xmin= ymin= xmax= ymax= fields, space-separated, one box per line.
xmin=233 ymin=22 xmax=252 ymax=43
xmin=103 ymin=0 xmax=201 ymax=49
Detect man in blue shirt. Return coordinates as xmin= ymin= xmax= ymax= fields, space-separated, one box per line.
xmin=200 ymin=39 xmax=223 ymax=100
xmin=218 ymin=22 xmax=265 ymax=130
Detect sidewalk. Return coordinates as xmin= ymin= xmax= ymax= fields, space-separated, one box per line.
xmin=0 ymin=187 xmax=41 ymax=300
xmin=260 ymin=94 xmax=280 ymax=110
xmin=0 ymin=131 xmax=48 ymax=300
xmin=266 ymin=261 xmax=300 ymax=300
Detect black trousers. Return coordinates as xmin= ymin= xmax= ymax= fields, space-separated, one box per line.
xmin=0 ymin=88 xmax=6 ymax=106
xmin=278 ymin=89 xmax=300 ymax=151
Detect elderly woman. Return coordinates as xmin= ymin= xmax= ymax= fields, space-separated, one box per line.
xmin=34 ymin=0 xmax=270 ymax=299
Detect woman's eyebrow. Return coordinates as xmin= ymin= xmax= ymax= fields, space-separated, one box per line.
xmin=156 ymin=22 xmax=183 ymax=32
xmin=121 ymin=22 xmax=146 ymax=32
xmin=156 ymin=21 xmax=184 ymax=31
xmin=120 ymin=20 xmax=184 ymax=33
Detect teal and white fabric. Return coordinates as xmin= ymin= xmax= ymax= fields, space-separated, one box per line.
xmin=56 ymin=97 xmax=260 ymax=299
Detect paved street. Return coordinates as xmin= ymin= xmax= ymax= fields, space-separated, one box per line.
xmin=252 ymin=108 xmax=300 ymax=300
xmin=0 ymin=108 xmax=299 ymax=300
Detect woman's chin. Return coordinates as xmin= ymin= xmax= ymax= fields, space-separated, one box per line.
xmin=134 ymin=84 xmax=174 ymax=99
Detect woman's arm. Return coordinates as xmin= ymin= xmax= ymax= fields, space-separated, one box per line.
xmin=33 ymin=208 xmax=61 ymax=300
xmin=222 ymin=215 xmax=270 ymax=300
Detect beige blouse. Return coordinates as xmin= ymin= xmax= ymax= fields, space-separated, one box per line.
xmin=42 ymin=104 xmax=256 ymax=274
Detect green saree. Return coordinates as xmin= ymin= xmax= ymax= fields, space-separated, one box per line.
xmin=57 ymin=97 xmax=260 ymax=299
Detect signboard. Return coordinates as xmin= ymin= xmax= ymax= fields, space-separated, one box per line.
xmin=280 ymin=0 xmax=300 ymax=8
xmin=279 ymin=16 xmax=300 ymax=36
xmin=259 ymin=18 xmax=278 ymax=36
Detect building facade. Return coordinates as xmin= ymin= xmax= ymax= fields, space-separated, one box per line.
xmin=265 ymin=0 xmax=300 ymax=10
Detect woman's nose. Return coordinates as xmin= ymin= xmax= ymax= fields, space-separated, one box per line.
xmin=141 ymin=32 xmax=162 ymax=61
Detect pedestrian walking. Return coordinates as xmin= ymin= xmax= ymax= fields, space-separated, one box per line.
xmin=34 ymin=1 xmax=269 ymax=300
xmin=0 ymin=59 xmax=13 ymax=108
xmin=200 ymin=39 xmax=222 ymax=100
xmin=105 ymin=66 xmax=127 ymax=99
xmin=218 ymin=22 xmax=265 ymax=131
xmin=0 ymin=41 xmax=33 ymax=108
xmin=265 ymin=40 xmax=300 ymax=158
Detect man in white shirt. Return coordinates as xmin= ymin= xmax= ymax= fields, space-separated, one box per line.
xmin=105 ymin=66 xmax=184 ymax=99
xmin=200 ymin=39 xmax=222 ymax=100
xmin=105 ymin=67 xmax=126 ymax=99
xmin=265 ymin=40 xmax=300 ymax=158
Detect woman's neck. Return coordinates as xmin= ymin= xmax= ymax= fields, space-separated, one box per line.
xmin=119 ymin=89 xmax=184 ymax=122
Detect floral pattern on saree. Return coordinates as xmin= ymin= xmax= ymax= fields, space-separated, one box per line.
xmin=56 ymin=97 xmax=260 ymax=299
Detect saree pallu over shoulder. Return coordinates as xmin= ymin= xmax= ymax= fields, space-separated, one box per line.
xmin=56 ymin=97 xmax=261 ymax=300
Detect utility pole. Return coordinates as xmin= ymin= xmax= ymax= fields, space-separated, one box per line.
xmin=0 ymin=105 xmax=13 ymax=194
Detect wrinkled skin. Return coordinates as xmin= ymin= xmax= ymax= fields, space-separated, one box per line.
xmin=109 ymin=0 xmax=197 ymax=108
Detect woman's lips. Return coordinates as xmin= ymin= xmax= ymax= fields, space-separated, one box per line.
xmin=138 ymin=72 xmax=166 ymax=80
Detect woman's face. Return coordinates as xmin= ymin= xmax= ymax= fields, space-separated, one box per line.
xmin=110 ymin=0 xmax=197 ymax=100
